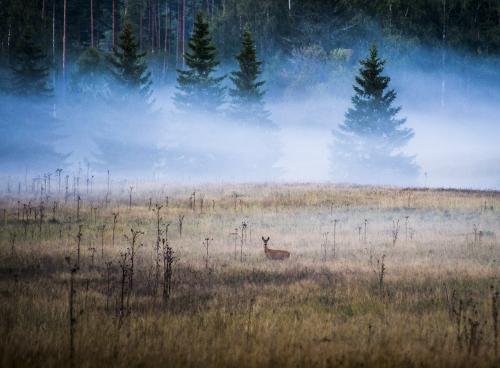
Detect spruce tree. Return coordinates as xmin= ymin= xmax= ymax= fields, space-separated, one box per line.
xmin=331 ymin=45 xmax=418 ymax=184
xmin=109 ymin=22 xmax=152 ymax=103
xmin=72 ymin=48 xmax=109 ymax=99
xmin=229 ymin=29 xmax=270 ymax=124
xmin=96 ymin=23 xmax=159 ymax=174
xmin=174 ymin=12 xmax=225 ymax=113
xmin=2 ymin=27 xmax=64 ymax=172
xmin=10 ymin=27 xmax=51 ymax=96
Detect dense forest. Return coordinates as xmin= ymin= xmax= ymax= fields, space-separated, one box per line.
xmin=1 ymin=0 xmax=499 ymax=88
xmin=0 ymin=0 xmax=499 ymax=185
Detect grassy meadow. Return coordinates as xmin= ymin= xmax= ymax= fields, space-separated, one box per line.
xmin=0 ymin=183 xmax=499 ymax=367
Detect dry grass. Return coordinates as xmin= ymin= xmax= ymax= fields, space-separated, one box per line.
xmin=0 ymin=183 xmax=499 ymax=367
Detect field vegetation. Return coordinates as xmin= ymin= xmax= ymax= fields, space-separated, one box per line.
xmin=1 ymin=184 xmax=499 ymax=367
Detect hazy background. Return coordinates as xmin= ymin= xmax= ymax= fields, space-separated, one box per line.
xmin=148 ymin=45 xmax=500 ymax=188
xmin=1 ymin=0 xmax=499 ymax=190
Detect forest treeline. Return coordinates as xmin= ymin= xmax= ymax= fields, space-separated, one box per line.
xmin=0 ymin=0 xmax=499 ymax=184
xmin=0 ymin=0 xmax=499 ymax=86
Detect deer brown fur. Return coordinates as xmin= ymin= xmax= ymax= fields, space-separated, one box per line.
xmin=262 ymin=237 xmax=290 ymax=260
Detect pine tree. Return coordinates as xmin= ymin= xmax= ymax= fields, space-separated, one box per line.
xmin=94 ymin=22 xmax=160 ymax=174
xmin=174 ymin=12 xmax=225 ymax=113
xmin=9 ymin=27 xmax=52 ymax=96
xmin=72 ymin=48 xmax=109 ymax=99
xmin=2 ymin=25 xmax=64 ymax=173
xmin=229 ymin=29 xmax=270 ymax=124
xmin=331 ymin=45 xmax=418 ymax=184
xmin=109 ymin=22 xmax=152 ymax=104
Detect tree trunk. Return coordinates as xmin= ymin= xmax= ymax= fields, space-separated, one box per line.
xmin=441 ymin=0 xmax=447 ymax=108
xmin=140 ymin=4 xmax=144 ymax=51
xmin=90 ymin=0 xmax=94 ymax=48
xmin=192 ymin=0 xmax=196 ymax=34
xmin=157 ymin=0 xmax=161 ymax=50
xmin=52 ymin=0 xmax=55 ymax=84
xmin=163 ymin=0 xmax=169 ymax=75
xmin=149 ymin=0 xmax=153 ymax=53
xmin=112 ymin=0 xmax=115 ymax=48
xmin=163 ymin=0 xmax=170 ymax=77
xmin=177 ymin=0 xmax=185 ymax=67
xmin=63 ymin=0 xmax=67 ymax=85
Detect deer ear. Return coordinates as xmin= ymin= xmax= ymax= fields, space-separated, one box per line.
xmin=266 ymin=237 xmax=270 ymax=241
xmin=262 ymin=236 xmax=265 ymax=241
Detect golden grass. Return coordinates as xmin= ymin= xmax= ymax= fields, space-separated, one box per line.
xmin=0 ymin=184 xmax=499 ymax=367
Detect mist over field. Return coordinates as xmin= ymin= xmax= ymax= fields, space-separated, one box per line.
xmin=1 ymin=0 xmax=499 ymax=189
xmin=3 ymin=3 xmax=500 ymax=368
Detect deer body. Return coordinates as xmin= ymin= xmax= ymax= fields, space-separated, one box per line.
xmin=262 ymin=237 xmax=290 ymax=260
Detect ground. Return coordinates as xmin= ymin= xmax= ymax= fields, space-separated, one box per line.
xmin=0 ymin=183 xmax=499 ymax=367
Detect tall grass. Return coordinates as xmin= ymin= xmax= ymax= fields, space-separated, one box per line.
xmin=0 ymin=184 xmax=499 ymax=367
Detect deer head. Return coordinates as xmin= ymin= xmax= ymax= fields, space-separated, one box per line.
xmin=262 ymin=236 xmax=270 ymax=249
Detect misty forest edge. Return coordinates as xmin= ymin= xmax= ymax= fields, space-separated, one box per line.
xmin=0 ymin=0 xmax=499 ymax=186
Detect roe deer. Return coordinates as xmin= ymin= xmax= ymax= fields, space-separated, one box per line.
xmin=262 ymin=237 xmax=290 ymax=260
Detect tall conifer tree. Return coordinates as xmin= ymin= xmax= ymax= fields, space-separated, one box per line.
xmin=331 ymin=45 xmax=418 ymax=184
xmin=10 ymin=27 xmax=52 ymax=96
xmin=95 ymin=22 xmax=159 ymax=175
xmin=174 ymin=12 xmax=225 ymax=113
xmin=109 ymin=22 xmax=152 ymax=104
xmin=229 ymin=29 xmax=270 ymax=124
xmin=2 ymin=24 xmax=64 ymax=173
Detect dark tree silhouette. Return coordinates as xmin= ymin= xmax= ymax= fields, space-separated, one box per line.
xmin=174 ymin=12 xmax=225 ymax=113
xmin=109 ymin=22 xmax=152 ymax=105
xmin=331 ymin=45 xmax=418 ymax=184
xmin=229 ymin=29 xmax=270 ymax=124
xmin=1 ymin=23 xmax=64 ymax=173
xmin=94 ymin=22 xmax=159 ymax=175
xmin=71 ymin=48 xmax=109 ymax=99
xmin=10 ymin=27 xmax=51 ymax=96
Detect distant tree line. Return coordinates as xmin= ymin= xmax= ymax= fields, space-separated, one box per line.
xmin=0 ymin=0 xmax=498 ymax=183
xmin=0 ymin=5 xmax=272 ymax=176
xmin=0 ymin=2 xmax=268 ymax=119
xmin=0 ymin=0 xmax=499 ymax=88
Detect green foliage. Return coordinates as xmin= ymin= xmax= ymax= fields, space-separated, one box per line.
xmin=278 ymin=44 xmax=354 ymax=97
xmin=72 ymin=48 xmax=110 ymax=99
xmin=9 ymin=27 xmax=51 ymax=96
xmin=109 ymin=22 xmax=152 ymax=103
xmin=229 ymin=29 xmax=269 ymax=123
xmin=123 ymin=0 xmax=146 ymax=38
xmin=344 ymin=45 xmax=410 ymax=146
xmin=288 ymin=0 xmax=351 ymax=49
xmin=331 ymin=45 xmax=417 ymax=184
xmin=174 ymin=12 xmax=225 ymax=113
xmin=212 ymin=0 xmax=293 ymax=60
xmin=0 ymin=0 xmax=499 ymax=93
xmin=76 ymin=48 xmax=107 ymax=74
